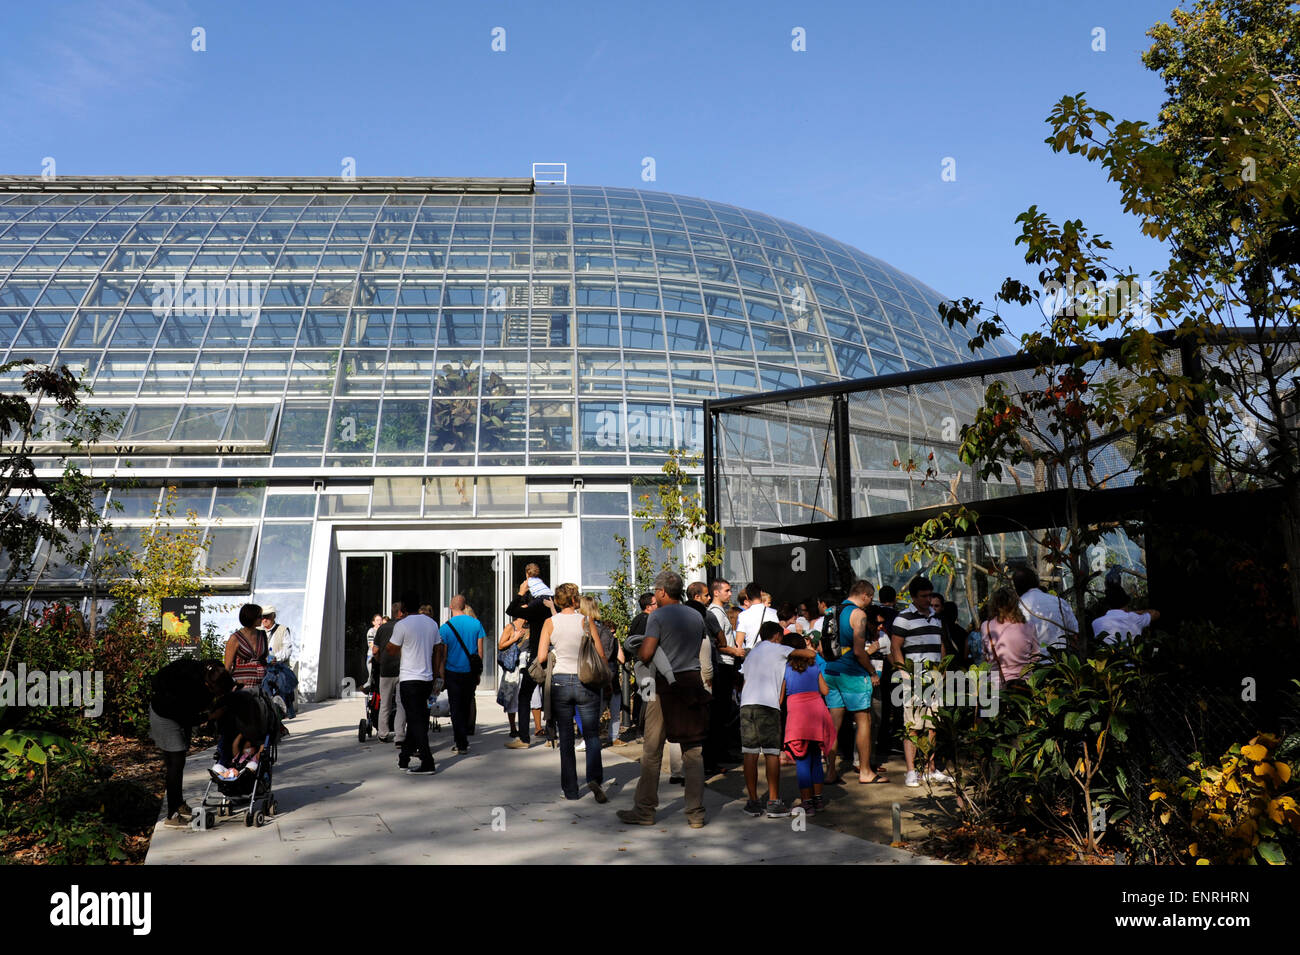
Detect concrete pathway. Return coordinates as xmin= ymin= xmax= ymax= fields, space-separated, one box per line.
xmin=145 ymin=695 xmax=939 ymax=865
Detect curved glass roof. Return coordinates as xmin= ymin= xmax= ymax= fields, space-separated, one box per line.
xmin=0 ymin=182 xmax=996 ymax=469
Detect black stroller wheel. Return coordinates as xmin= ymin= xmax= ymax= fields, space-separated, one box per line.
xmin=358 ymin=718 xmax=368 ymax=742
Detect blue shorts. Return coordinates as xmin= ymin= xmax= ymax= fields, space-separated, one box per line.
xmin=823 ymin=671 xmax=872 ymax=713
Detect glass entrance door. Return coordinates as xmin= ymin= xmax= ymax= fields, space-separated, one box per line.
xmin=454 ymin=553 xmax=498 ymax=688
xmin=343 ymin=554 xmax=385 ymax=687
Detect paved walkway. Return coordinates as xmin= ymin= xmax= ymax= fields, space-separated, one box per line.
xmin=145 ymin=695 xmax=939 ymax=865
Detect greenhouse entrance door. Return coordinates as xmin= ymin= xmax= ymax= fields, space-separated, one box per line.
xmin=338 ymin=542 xmax=557 ymax=692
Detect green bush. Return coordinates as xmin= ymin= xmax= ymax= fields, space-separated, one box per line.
xmin=2 ymin=601 xmax=169 ymax=740
xmin=924 ymin=641 xmax=1149 ymax=855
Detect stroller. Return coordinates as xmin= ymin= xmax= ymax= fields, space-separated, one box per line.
xmin=195 ymin=687 xmax=285 ymax=829
xmin=358 ymin=682 xmax=381 ymax=742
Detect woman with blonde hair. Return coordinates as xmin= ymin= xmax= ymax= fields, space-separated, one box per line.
xmin=580 ymin=594 xmax=624 ymax=746
xmin=981 ymin=587 xmax=1039 ymax=689
xmin=537 ymin=583 xmax=608 ymax=801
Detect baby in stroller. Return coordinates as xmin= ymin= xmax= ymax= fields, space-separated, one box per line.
xmin=206 ymin=668 xmax=285 ymax=781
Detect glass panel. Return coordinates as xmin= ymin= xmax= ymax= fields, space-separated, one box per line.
xmin=581 ymin=518 xmax=627 ymax=587
xmin=423 ymin=476 xmax=474 ymax=515
xmin=121 ymin=405 xmax=179 ymax=441
xmin=97 ymin=351 xmax=153 ymax=394
xmin=264 ymin=494 xmax=316 ymax=519
xmin=378 ymin=400 xmax=428 ymax=453
xmin=382 ymin=350 xmax=434 ymax=394
xmin=529 ymin=400 xmax=573 ymax=453
xmin=189 ymin=352 xmax=243 ymax=394
xmin=328 ymin=399 xmax=379 ymax=453
xmin=171 ymin=405 xmax=230 ymax=441
xmin=287 ymin=351 xmax=339 ymax=394
xmin=201 ymin=526 xmax=256 ymax=580
xmin=64 ymin=311 xmax=118 ymax=348
xmin=239 ymin=351 xmax=290 ymax=393
xmin=371 ymin=477 xmax=423 ymax=516
xmin=528 ymin=488 xmax=575 ymax=515
xmin=582 ymin=490 xmax=628 ymax=515
xmin=349 ymin=310 xmax=391 ymax=346
xmin=226 ymin=404 xmax=275 ymax=442
xmin=476 ymin=476 xmax=525 ymax=515
xmin=337 ymin=350 xmax=387 ymax=395
xmin=213 ymin=484 xmax=265 ymax=518
xmin=275 ymin=401 xmax=330 ymax=452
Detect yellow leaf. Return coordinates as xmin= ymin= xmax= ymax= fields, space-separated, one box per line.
xmin=1277 ymin=762 xmax=1292 ymax=784
xmin=1159 ymin=810 xmax=1171 ymax=825
xmin=1149 ymin=791 xmax=1166 ymax=801
xmin=1241 ymin=744 xmax=1268 ymax=761
xmin=1189 ymin=842 xmax=1198 ymax=856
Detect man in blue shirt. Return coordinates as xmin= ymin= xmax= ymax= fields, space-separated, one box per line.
xmin=439 ymin=595 xmax=485 ymax=756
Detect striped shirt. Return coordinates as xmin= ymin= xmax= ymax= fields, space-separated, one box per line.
xmin=890 ymin=606 xmax=943 ymax=664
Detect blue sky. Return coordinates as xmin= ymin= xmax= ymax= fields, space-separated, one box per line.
xmin=0 ymin=0 xmax=1184 ymax=337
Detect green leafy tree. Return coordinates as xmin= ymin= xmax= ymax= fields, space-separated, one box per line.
xmin=0 ymin=359 xmax=119 ymax=676
xmin=601 ymin=450 xmax=724 ymax=641
xmin=933 ymin=0 xmax=1300 ymax=627
xmin=105 ymin=485 xmax=232 ymax=631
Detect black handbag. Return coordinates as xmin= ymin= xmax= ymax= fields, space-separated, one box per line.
xmin=447 ymin=618 xmax=484 ymax=686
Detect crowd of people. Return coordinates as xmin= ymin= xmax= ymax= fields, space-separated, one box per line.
xmin=155 ymin=564 xmax=1156 ymax=831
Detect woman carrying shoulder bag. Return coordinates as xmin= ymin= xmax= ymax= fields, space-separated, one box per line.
xmin=537 ymin=583 xmax=607 ymax=803
xmin=498 ymin=616 xmax=526 ymax=739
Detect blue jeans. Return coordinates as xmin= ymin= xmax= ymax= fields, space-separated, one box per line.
xmin=551 ymin=673 xmax=603 ymax=798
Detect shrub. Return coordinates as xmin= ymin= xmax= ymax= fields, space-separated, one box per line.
xmin=1153 ymin=733 xmax=1300 ymax=865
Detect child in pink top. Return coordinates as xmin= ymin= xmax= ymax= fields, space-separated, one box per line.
xmin=781 ymin=633 xmax=836 ymax=815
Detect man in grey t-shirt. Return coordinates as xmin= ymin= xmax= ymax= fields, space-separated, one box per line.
xmin=617 ymin=570 xmax=709 ymax=829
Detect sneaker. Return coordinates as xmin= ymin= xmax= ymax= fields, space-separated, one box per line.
xmin=765 ymin=800 xmax=790 ymax=818
xmin=453 ymin=747 xmax=469 ymax=755
xmin=509 ymin=729 xmax=519 ymax=738
xmin=576 ymin=739 xmax=586 ymax=751
xmin=615 ymin=809 xmax=656 ymax=826
xmin=810 ymin=794 xmax=826 ymax=812
xmin=505 ymin=739 xmax=529 ymax=749
xmin=406 ymin=761 xmax=435 ymax=774
xmin=163 ymin=813 xmax=188 ymax=829
xmin=925 ymin=769 xmax=954 ymax=785
xmin=797 ymin=801 xmax=816 ymax=817
xmin=904 ymin=770 xmax=921 ymax=788
xmin=589 ymin=781 xmax=608 ymax=804
xmin=687 ymin=815 xmax=706 ymax=829
xmin=669 ymin=775 xmax=685 ymax=785
xmin=176 ymin=802 xmax=193 ymax=820
xmin=398 ymin=759 xmax=410 ymax=771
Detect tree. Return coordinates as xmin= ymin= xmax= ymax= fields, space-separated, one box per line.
xmin=601 ymin=450 xmax=724 ymax=641
xmin=104 ymin=486 xmax=227 ymax=630
xmin=934 ymin=0 xmax=1300 ymax=628
xmin=0 ymin=359 xmax=119 ymax=675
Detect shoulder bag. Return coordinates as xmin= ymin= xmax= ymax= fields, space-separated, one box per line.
xmin=447 ymin=618 xmax=484 ymax=686
xmin=578 ymin=618 xmax=611 ymax=687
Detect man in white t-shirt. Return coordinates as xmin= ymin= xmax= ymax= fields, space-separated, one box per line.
xmin=1092 ymin=585 xmax=1160 ymax=646
xmin=1013 ymin=567 xmax=1079 ymax=655
xmin=735 ymin=582 xmax=778 ymax=655
xmin=739 ymin=619 xmax=816 ymax=818
xmin=386 ymin=593 xmax=444 ymax=774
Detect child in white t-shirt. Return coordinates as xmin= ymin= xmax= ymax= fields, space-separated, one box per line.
xmin=739 ymin=620 xmax=816 ymax=817
xmin=524 ymin=562 xmax=553 ymax=602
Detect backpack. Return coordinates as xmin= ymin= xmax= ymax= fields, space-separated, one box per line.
xmin=820 ymin=604 xmax=842 ymax=660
